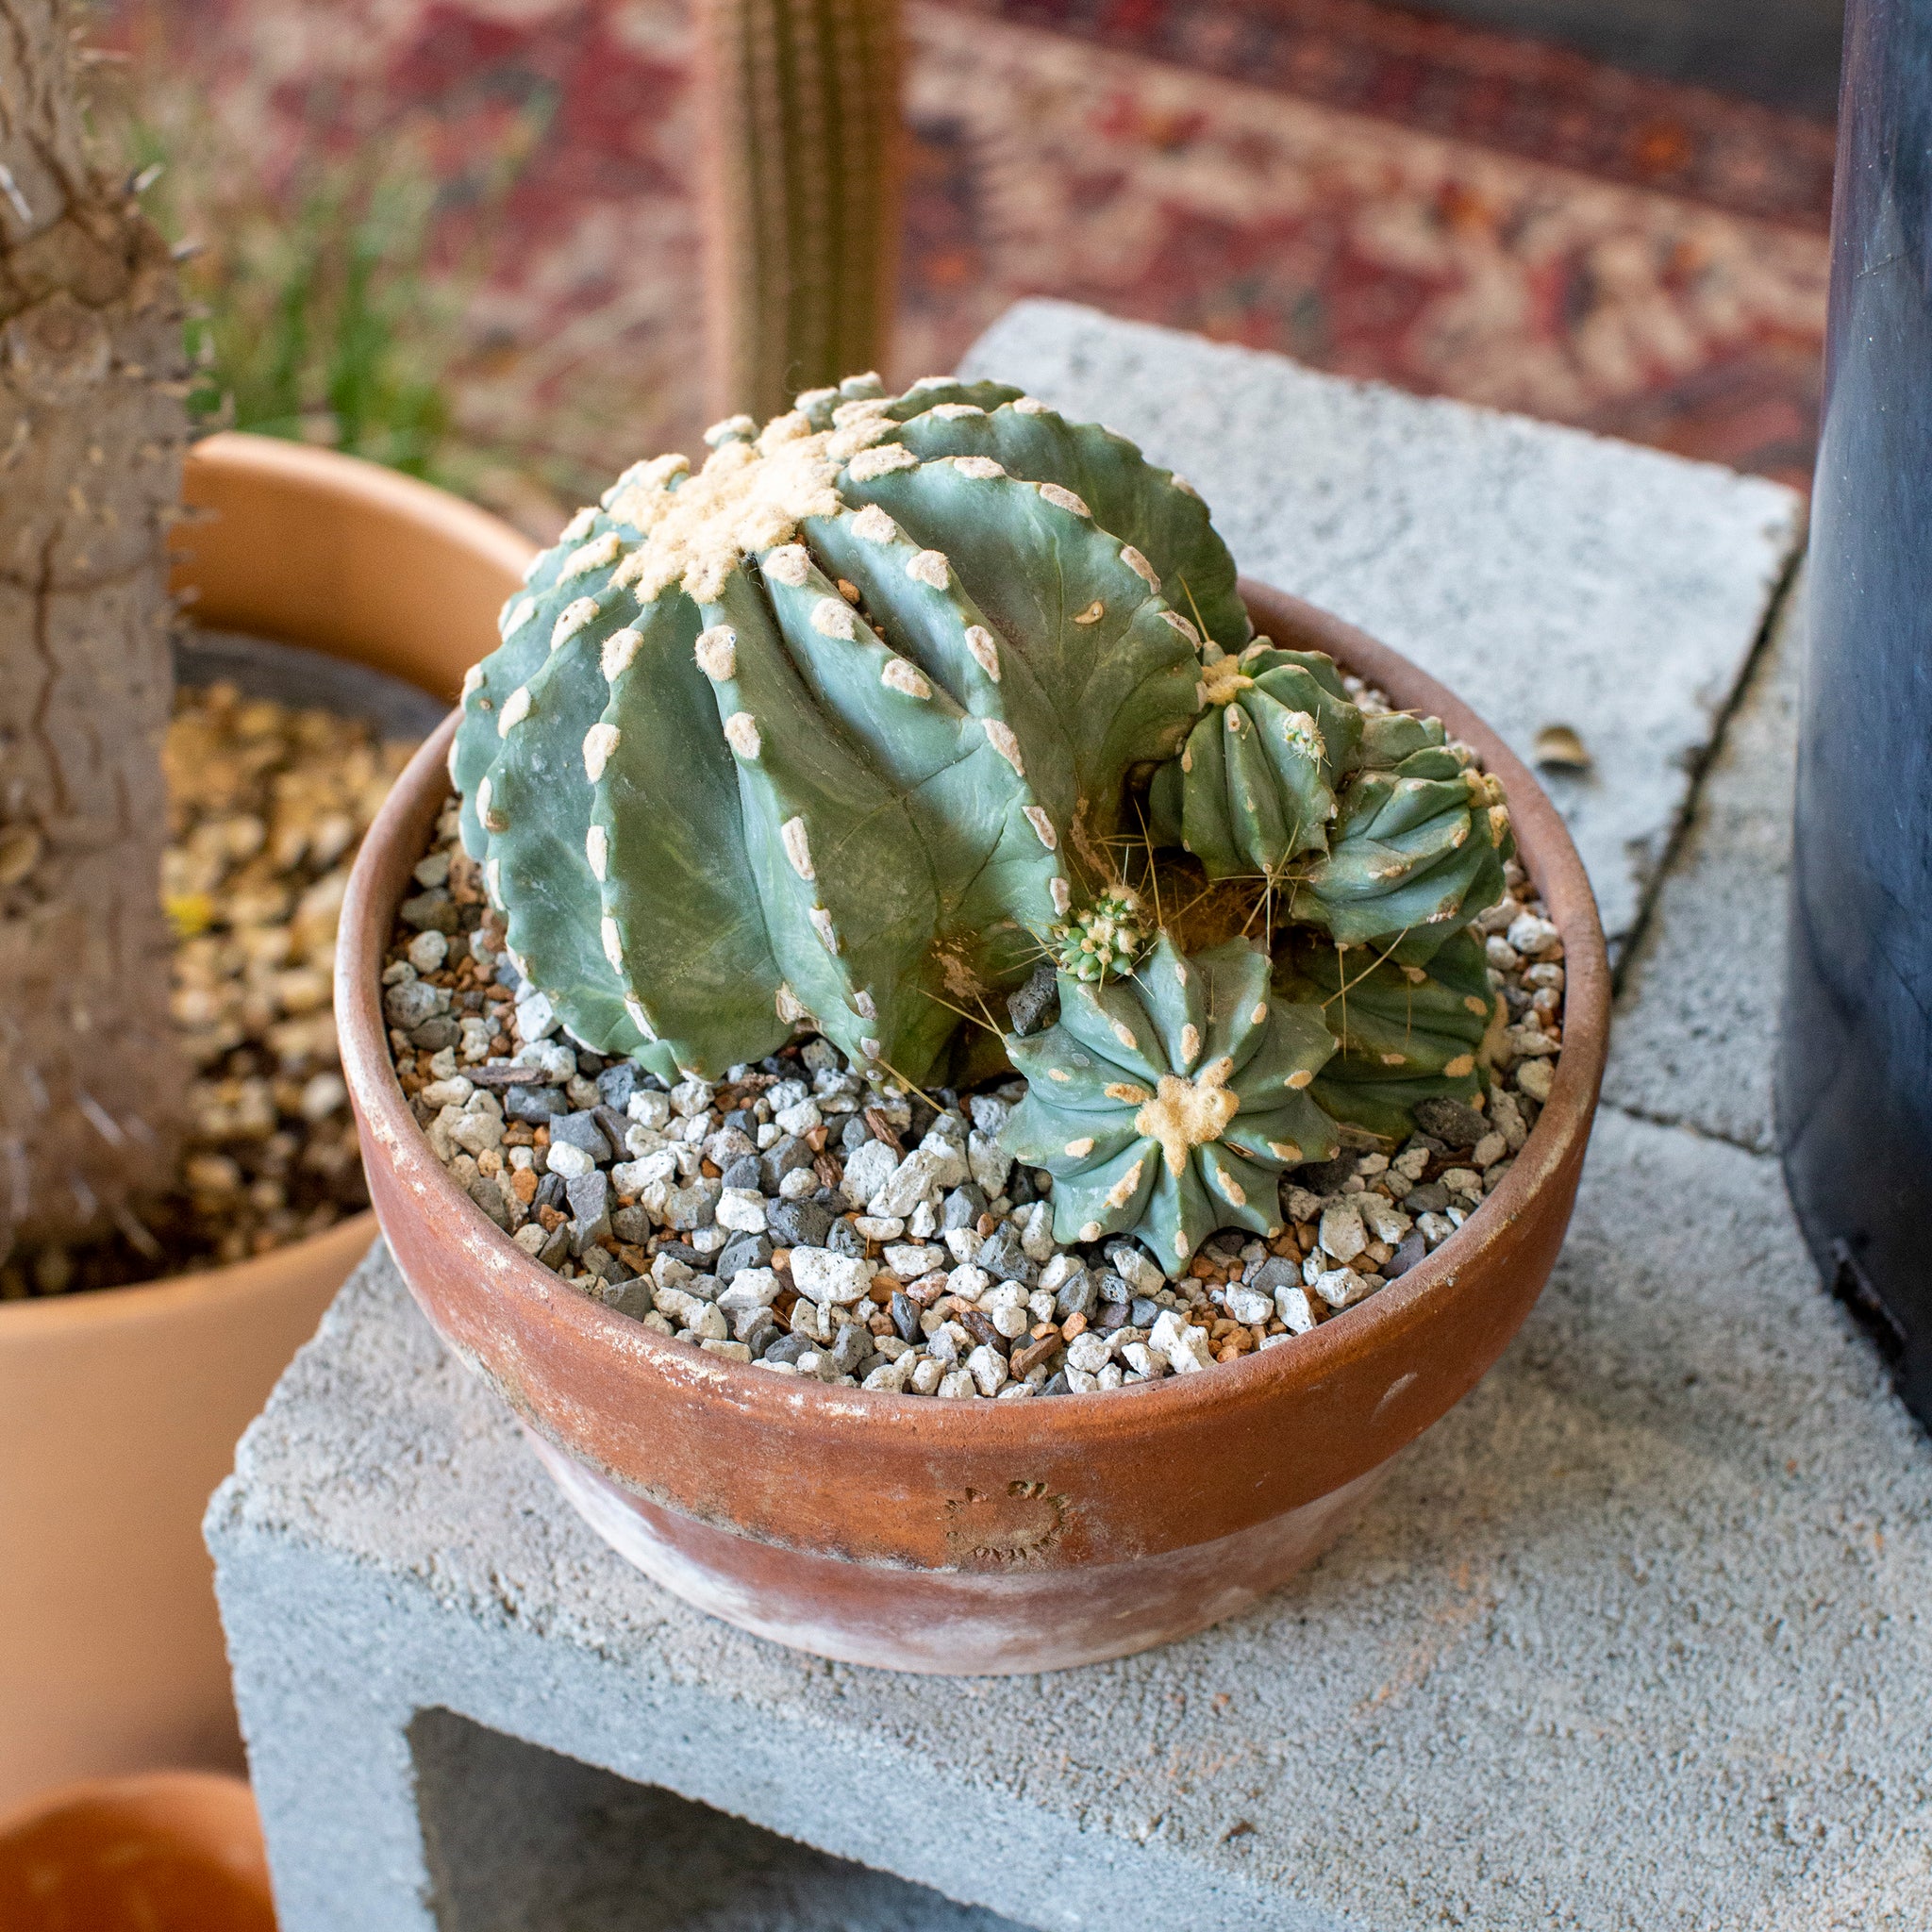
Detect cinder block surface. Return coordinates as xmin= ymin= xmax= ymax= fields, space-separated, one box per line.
xmin=211 ymin=1105 xmax=1932 ymax=1931
xmin=959 ymin=301 xmax=1806 ymax=954
xmin=1604 ymin=574 xmax=1803 ymax=1153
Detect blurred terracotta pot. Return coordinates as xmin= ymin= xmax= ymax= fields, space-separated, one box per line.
xmin=0 ymin=435 xmax=532 ymax=1809
xmin=340 ymin=575 xmax=1609 ymax=1674
xmin=0 ymin=1772 xmax=275 ymax=1932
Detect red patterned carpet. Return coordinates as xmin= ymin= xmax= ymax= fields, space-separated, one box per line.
xmin=104 ymin=0 xmax=1831 ymax=529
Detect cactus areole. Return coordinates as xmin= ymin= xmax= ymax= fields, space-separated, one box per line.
xmin=451 ymin=375 xmax=1518 ymax=1274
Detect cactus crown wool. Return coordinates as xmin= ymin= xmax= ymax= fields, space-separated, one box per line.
xmin=451 ymin=375 xmax=1518 ymax=1272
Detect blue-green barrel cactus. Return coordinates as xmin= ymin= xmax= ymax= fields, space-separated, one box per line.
xmin=449 ymin=374 xmax=1244 ymax=1084
xmin=1002 ymin=934 xmax=1340 ymax=1269
xmin=1276 ymin=927 xmax=1501 ymax=1141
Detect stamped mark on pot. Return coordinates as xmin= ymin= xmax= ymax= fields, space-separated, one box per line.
xmin=943 ymin=1480 xmax=1067 ymax=1565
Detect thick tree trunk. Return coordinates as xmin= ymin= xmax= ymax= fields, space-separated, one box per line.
xmin=0 ymin=0 xmax=188 ymax=1259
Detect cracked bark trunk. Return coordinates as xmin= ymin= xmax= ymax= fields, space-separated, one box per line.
xmin=0 ymin=0 xmax=188 ymax=1259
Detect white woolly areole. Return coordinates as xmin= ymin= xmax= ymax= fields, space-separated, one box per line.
xmin=446 ymin=736 xmax=461 ymax=785
xmin=497 ymin=685 xmax=531 ymax=736
xmin=485 ymin=858 xmax=501 ymax=903
xmin=1011 ymin=395 xmax=1049 ymax=414
xmin=850 ymin=504 xmax=898 ymax=544
xmin=603 ymin=454 xmax=690 ymax=531
xmin=724 ymin=711 xmax=762 ymax=758
xmin=833 ymin=395 xmax=891 ymax=430
xmin=963 ymin=625 xmax=1002 ymax=680
xmin=1050 ymin=876 xmax=1072 ymax=916
xmin=953 ymin=456 xmax=1005 ymax=479
xmin=908 ymin=375 xmax=955 ymax=390
xmin=460 ymin=663 xmax=485 ymax=700
xmin=780 ymin=815 xmax=815 ymax=880
xmin=1160 ymin=608 xmax=1201 ymax=644
xmin=504 ymin=596 xmax=537 ymax=634
xmin=625 ymin=996 xmax=657 ymax=1040
xmin=763 ymin=543 xmax=810 ymax=587
xmin=1038 ymin=482 xmax=1089 ymax=517
xmin=810 ymin=597 xmax=859 ymax=640
xmin=859 ymin=1036 xmax=882 ymax=1060
xmin=583 ymin=722 xmax=620 ymax=781
xmin=585 ymin=824 xmax=608 ymax=879
xmin=905 ymin=549 xmax=949 ymax=590
xmin=809 ymin=907 xmax=840 ymax=952
xmin=601 ymin=627 xmax=642 ymax=682
xmin=795 ymin=386 xmax=838 ymax=412
xmin=775 ymin=983 xmax=808 ymax=1023
xmin=560 ymin=507 xmax=597 ymax=543
xmin=552 ymin=597 xmax=599 ymax=650
xmin=930 ymin=403 xmax=986 ymax=418
xmin=601 ymin=917 xmax=624 ymax=968
xmin=1024 ymin=807 xmax=1058 ymax=851
xmin=478 ymin=778 xmax=508 ymax=832
xmin=705 ymin=414 xmax=756 ymax=445
xmin=982 ymin=719 xmax=1025 ymax=774
xmin=881 ymin=659 xmax=932 ymax=700
xmin=693 ymin=625 xmax=737 ymax=680
xmin=1120 ymin=545 xmax=1159 ymax=589
xmin=561 ymin=531 xmax=623 ymax=579
xmin=1170 ymin=473 xmax=1202 ymax=499
xmin=853 ymin=988 xmax=876 ymax=1019
xmin=521 ymin=549 xmax=544 ymax=584
xmin=847 ymin=442 xmax=917 ymax=482
xmin=611 ymin=408 xmax=891 ymax=604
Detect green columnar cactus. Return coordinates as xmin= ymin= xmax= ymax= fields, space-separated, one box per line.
xmin=450 ymin=375 xmax=1231 ymax=1083
xmin=1002 ymin=934 xmax=1340 ymax=1269
xmin=1276 ymin=928 xmax=1500 ymax=1140
xmin=696 ymin=0 xmax=902 ymax=423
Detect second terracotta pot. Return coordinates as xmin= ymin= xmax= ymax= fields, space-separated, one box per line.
xmin=0 ymin=435 xmax=532 ymax=1809
xmin=339 ymin=581 xmax=1609 ymax=1674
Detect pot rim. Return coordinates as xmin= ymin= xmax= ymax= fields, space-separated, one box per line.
xmin=339 ymin=577 xmax=1608 ymax=1448
xmin=0 ymin=433 xmax=532 ymax=1330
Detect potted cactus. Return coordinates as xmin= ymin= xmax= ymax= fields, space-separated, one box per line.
xmin=340 ymin=372 xmax=1607 ymax=1672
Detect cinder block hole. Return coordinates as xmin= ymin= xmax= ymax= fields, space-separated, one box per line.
xmin=409 ymin=1708 xmax=1030 ymax=1931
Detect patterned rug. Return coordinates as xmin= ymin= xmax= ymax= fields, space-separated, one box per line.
xmin=102 ymin=0 xmax=1831 ymax=530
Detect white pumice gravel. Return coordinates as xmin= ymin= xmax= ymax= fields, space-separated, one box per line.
xmin=383 ymin=799 xmax=1565 ymax=1399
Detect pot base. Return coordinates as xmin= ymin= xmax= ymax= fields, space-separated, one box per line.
xmin=525 ymin=1425 xmax=1393 ymax=1674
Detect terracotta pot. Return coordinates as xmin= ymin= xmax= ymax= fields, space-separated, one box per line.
xmin=339 ymin=579 xmax=1609 ymax=1675
xmin=0 ymin=1772 xmax=275 ymax=1932
xmin=0 ymin=435 xmax=532 ymax=1809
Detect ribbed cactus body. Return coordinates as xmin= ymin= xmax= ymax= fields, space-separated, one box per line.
xmin=1277 ymin=928 xmax=1498 ymax=1140
xmin=452 ymin=377 xmax=1230 ymax=1081
xmin=1290 ymin=727 xmax=1512 ymax=963
xmin=1002 ymin=934 xmax=1339 ymax=1271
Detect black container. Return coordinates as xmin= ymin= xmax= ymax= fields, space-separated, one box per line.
xmin=1779 ymin=0 xmax=1932 ymax=1424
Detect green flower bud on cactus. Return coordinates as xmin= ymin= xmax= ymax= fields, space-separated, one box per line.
xmin=1049 ymin=885 xmax=1151 ymax=983
xmin=1002 ymin=933 xmax=1340 ymax=1275
xmin=1289 ymin=732 xmax=1514 ymax=963
xmin=450 ymin=378 xmax=1237 ymax=1081
xmin=1276 ymin=928 xmax=1501 ymax=1141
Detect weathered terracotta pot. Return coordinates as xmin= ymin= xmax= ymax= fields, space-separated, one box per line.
xmin=339 ymin=579 xmax=1608 ymax=1674
xmin=0 ymin=434 xmax=532 ymax=1809
xmin=0 ymin=1772 xmax=274 ymax=1932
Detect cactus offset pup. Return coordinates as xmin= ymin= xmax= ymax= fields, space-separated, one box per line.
xmin=451 ymin=375 xmax=1520 ymax=1275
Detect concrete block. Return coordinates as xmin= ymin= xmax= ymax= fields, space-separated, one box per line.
xmin=958 ymin=301 xmax=1806 ymax=954
xmin=1604 ymin=572 xmax=1802 ymax=1153
xmin=210 ymin=1107 xmax=1932 ymax=1928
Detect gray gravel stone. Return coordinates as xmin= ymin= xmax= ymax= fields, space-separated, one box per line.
xmin=766 ymin=1198 xmax=833 ymax=1250
xmin=549 ymin=1112 xmax=613 ymax=1162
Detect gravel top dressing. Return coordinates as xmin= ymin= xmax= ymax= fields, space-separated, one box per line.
xmin=3 ymin=675 xmax=411 ymax=1298
xmin=383 ymin=779 xmax=1565 ymax=1401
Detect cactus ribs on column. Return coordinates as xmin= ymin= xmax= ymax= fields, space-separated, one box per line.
xmin=451 ymin=376 xmax=1516 ymax=1274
